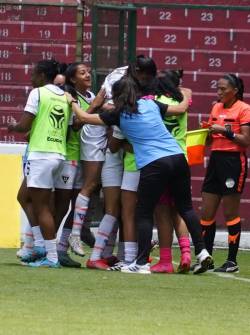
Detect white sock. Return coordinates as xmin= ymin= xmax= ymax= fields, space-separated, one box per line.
xmin=31 ymin=226 xmax=45 ymax=248
xmin=102 ymin=221 xmax=118 ymax=258
xmin=72 ymin=194 xmax=90 ymax=236
xmin=45 ymin=239 xmax=58 ymax=263
xmin=117 ymin=241 xmax=125 ymax=261
xmin=23 ymin=223 xmax=34 ymax=252
xmin=57 ymin=228 xmax=71 ymax=252
xmin=90 ymin=214 xmax=117 ymax=261
xmin=124 ymin=241 xmax=138 ymax=263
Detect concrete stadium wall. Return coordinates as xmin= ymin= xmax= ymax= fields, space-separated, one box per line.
xmin=0 ymin=143 xmax=27 ymax=247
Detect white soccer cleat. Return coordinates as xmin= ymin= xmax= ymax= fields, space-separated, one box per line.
xmin=16 ymin=247 xmax=29 ymax=258
xmin=68 ymin=234 xmax=85 ymax=257
xmin=193 ymin=249 xmax=213 ymax=275
xmin=121 ymin=261 xmax=151 ymax=274
xmin=108 ymin=261 xmax=127 ymax=271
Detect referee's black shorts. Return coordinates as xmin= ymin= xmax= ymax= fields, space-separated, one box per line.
xmin=202 ymin=151 xmax=248 ymax=196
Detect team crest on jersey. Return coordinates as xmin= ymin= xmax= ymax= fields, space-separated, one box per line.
xmin=78 ymin=213 xmax=85 ymax=221
xmin=62 ymin=175 xmax=69 ymax=184
xmin=49 ymin=106 xmax=65 ymax=129
xmin=225 ymin=178 xmax=235 ymax=188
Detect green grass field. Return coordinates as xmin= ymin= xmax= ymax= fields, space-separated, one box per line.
xmin=1 ymin=248 xmax=250 ymax=335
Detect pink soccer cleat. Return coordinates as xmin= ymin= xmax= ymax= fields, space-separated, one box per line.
xmin=86 ymin=259 xmax=109 ymax=270
xmin=178 ymin=252 xmax=191 ymax=274
xmin=150 ymin=261 xmax=174 ymax=274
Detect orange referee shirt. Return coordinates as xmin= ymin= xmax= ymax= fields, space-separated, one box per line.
xmin=208 ymin=100 xmax=250 ymax=152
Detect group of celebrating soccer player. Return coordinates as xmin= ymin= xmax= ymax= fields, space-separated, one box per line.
xmin=9 ymin=54 xmax=250 ymax=274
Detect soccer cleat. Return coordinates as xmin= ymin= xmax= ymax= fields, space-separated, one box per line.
xmin=190 ymin=262 xmax=198 ymax=272
xmin=214 ymin=260 xmax=239 ymax=273
xmin=103 ymin=255 xmax=119 ymax=267
xmin=16 ymin=247 xmax=32 ymax=259
xmin=20 ymin=246 xmax=46 ymax=264
xmin=57 ymin=251 xmax=81 ymax=268
xmin=27 ymin=257 xmax=60 ymax=268
xmin=177 ymin=252 xmax=191 ymax=274
xmin=150 ymin=262 xmax=174 ymax=273
xmin=193 ymin=249 xmax=213 ymax=275
xmin=68 ymin=234 xmax=85 ymax=257
xmin=108 ymin=261 xmax=127 ymax=271
xmin=121 ymin=262 xmax=151 ymax=274
xmin=86 ymin=259 xmax=110 ymax=270
xmin=80 ymin=226 xmax=95 ymax=248
xmin=190 ymin=261 xmax=214 ymax=272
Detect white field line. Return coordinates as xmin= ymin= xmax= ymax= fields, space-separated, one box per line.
xmin=168 ymin=260 xmax=250 ymax=283
xmin=211 ymin=272 xmax=250 ymax=283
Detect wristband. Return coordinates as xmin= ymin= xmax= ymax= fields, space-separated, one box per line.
xmin=225 ymin=129 xmax=236 ymax=140
xmin=71 ymin=100 xmax=78 ymax=104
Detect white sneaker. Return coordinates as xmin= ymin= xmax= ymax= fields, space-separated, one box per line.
xmin=121 ymin=261 xmax=151 ymax=274
xmin=108 ymin=261 xmax=127 ymax=271
xmin=16 ymin=247 xmax=31 ymax=258
xmin=193 ymin=249 xmax=213 ymax=275
xmin=68 ymin=234 xmax=85 ymax=257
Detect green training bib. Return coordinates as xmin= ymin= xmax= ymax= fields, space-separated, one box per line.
xmin=29 ymin=86 xmax=71 ymax=156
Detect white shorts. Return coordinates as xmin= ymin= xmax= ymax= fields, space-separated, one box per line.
xmin=101 ymin=149 xmax=124 ymax=187
xmin=26 ymin=159 xmax=63 ymax=189
xmin=54 ymin=160 xmax=83 ymax=190
xmin=80 ymin=124 xmax=107 ymax=161
xmin=121 ymin=170 xmax=141 ymax=192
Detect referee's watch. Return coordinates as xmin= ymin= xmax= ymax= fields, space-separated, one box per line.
xmin=225 ymin=129 xmax=236 ymax=140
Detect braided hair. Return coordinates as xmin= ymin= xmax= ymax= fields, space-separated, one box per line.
xmin=35 ymin=59 xmax=61 ymax=82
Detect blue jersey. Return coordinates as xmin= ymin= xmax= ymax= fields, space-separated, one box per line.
xmin=119 ymin=99 xmax=182 ymax=169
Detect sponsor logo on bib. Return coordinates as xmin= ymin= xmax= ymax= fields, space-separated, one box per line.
xmin=49 ymin=106 xmax=65 ymax=129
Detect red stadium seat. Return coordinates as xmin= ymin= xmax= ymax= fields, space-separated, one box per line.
xmin=0 ymin=85 xmax=30 ymax=107
xmin=0 ymin=65 xmax=32 ymax=85
xmin=14 ymin=22 xmax=77 ymax=43
xmin=0 ymin=4 xmax=76 ymax=22
xmin=0 ymin=42 xmax=76 ymax=64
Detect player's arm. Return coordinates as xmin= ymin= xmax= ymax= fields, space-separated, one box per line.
xmin=8 ymin=112 xmax=35 ymax=133
xmin=108 ymin=125 xmax=125 ymax=153
xmin=67 ymin=90 xmax=105 ymax=125
xmin=166 ymin=88 xmax=192 ymax=115
xmin=156 ymin=88 xmax=192 ymax=117
xmin=123 ymin=141 xmax=133 ymax=153
xmin=109 ymin=137 xmax=124 ymax=153
xmin=67 ymin=90 xmax=119 ymax=127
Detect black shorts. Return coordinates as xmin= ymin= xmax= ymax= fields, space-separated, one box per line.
xmin=202 ymin=151 xmax=248 ymax=195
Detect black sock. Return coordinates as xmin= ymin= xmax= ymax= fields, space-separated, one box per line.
xmin=227 ymin=221 xmax=241 ymax=263
xmin=201 ymin=221 xmax=216 ymax=255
